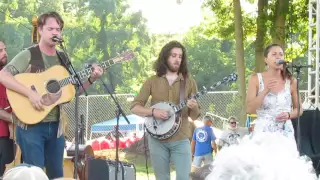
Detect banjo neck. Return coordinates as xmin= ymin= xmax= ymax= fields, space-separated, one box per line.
xmin=174 ymin=73 xmax=238 ymax=113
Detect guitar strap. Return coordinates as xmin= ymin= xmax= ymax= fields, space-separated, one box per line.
xmin=179 ymin=74 xmax=187 ymax=117
xmin=56 ymin=50 xmax=72 ymax=75
xmin=28 ymin=45 xmax=72 ymax=75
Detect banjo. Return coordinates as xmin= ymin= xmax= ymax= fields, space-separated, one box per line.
xmin=145 ymin=73 xmax=238 ymax=140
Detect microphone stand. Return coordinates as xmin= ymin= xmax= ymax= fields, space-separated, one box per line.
xmin=288 ymin=64 xmax=312 ymax=156
xmin=57 ymin=41 xmax=88 ymax=179
xmin=99 ymin=78 xmax=130 ymax=180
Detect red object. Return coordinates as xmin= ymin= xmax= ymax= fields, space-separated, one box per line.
xmin=0 ymin=81 xmax=10 ymax=137
xmin=100 ymin=140 xmax=110 ymax=150
xmin=108 ymin=140 xmax=116 ymax=149
xmin=125 ymin=139 xmax=133 ymax=148
xmin=91 ymin=140 xmax=100 ymax=151
xmin=129 ymin=137 xmax=140 ymax=144
xmin=119 ymin=138 xmax=126 ymax=149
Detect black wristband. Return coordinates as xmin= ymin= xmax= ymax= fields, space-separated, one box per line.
xmin=88 ymin=77 xmax=93 ymax=84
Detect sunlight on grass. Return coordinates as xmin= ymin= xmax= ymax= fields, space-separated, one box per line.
xmin=135 ymin=163 xmax=176 ymax=180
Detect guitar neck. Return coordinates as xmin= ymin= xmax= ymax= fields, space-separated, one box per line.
xmin=58 ymin=57 xmax=118 ymax=87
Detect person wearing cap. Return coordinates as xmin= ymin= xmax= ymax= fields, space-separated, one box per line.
xmin=3 ymin=163 xmax=49 ymax=180
xmin=217 ymin=116 xmax=252 ymax=150
xmin=191 ymin=115 xmax=217 ymax=172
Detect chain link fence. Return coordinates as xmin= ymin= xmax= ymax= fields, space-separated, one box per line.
xmin=62 ymin=90 xmax=308 ymax=142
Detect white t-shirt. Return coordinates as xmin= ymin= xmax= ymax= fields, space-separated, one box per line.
xmin=218 ymin=127 xmax=249 ymax=148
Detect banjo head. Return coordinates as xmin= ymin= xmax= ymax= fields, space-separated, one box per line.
xmin=145 ymin=102 xmax=176 ymax=136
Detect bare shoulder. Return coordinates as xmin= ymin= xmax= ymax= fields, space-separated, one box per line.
xmin=247 ymin=73 xmax=259 ymax=98
xmin=290 ymin=76 xmax=297 ymax=84
xmin=289 ymin=76 xmax=298 ymax=90
xmin=248 ymin=73 xmax=258 ymax=84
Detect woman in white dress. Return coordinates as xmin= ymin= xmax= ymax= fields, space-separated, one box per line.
xmin=246 ymin=44 xmax=303 ymax=140
xmin=191 ymin=44 xmax=316 ymax=180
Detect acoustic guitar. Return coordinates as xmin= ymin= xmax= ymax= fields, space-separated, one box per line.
xmin=6 ymin=51 xmax=135 ymax=125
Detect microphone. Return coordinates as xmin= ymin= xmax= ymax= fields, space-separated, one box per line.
xmin=275 ymin=59 xmax=288 ymax=65
xmin=52 ymin=36 xmax=64 ymax=43
xmin=276 ymin=59 xmax=313 ymax=68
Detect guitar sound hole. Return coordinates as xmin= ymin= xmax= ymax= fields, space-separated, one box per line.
xmin=46 ymin=80 xmax=61 ymax=94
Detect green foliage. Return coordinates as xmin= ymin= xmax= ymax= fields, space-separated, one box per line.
xmin=1 ymin=0 xmax=153 ymax=94
xmin=202 ymin=0 xmax=308 ymax=88
xmin=0 ymin=0 xmax=311 ymax=94
xmin=183 ymin=25 xmax=237 ymax=90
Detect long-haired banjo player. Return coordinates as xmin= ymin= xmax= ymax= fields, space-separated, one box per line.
xmin=131 ymin=40 xmax=201 ymax=180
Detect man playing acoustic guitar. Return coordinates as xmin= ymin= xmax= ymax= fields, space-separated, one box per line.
xmin=131 ymin=41 xmax=201 ymax=180
xmin=0 ymin=40 xmax=15 ymax=177
xmin=0 ymin=12 xmax=103 ymax=179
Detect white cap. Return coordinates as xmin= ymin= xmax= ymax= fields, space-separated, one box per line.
xmin=3 ymin=164 xmax=49 ymax=180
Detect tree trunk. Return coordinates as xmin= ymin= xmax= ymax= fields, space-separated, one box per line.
xmin=272 ymin=0 xmax=289 ymax=46
xmin=233 ymin=0 xmax=246 ymax=125
xmin=0 ymin=1 xmax=8 ymax=23
xmin=255 ymin=0 xmax=268 ymax=72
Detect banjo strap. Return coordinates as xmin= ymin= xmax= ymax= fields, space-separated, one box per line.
xmin=179 ymin=74 xmax=187 ymax=117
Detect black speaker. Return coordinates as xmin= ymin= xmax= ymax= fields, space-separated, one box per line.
xmin=88 ymin=158 xmax=136 ymax=180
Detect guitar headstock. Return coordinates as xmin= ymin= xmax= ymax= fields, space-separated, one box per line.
xmin=31 ymin=15 xmax=39 ymax=44
xmin=222 ymin=73 xmax=238 ymax=84
xmin=114 ymin=50 xmax=135 ymax=63
xmin=207 ymin=73 xmax=238 ymax=91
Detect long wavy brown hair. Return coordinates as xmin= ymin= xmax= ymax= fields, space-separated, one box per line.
xmin=153 ymin=40 xmax=189 ymax=77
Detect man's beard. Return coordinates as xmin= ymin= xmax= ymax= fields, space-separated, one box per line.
xmin=0 ymin=57 xmax=7 ymax=67
xmin=46 ymin=40 xmax=56 ymax=48
xmin=167 ymin=63 xmax=180 ymax=73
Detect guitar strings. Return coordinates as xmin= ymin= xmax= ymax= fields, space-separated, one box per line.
xmin=174 ymin=74 xmax=237 ymax=113
xmin=46 ymin=57 xmax=124 ymax=91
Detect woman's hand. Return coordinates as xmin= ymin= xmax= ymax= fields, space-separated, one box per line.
xmin=276 ymin=112 xmax=290 ymax=121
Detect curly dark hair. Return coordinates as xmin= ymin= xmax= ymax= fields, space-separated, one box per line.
xmin=153 ymin=40 xmax=189 ymax=77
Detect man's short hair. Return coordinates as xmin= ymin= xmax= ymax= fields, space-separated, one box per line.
xmin=38 ymin=11 xmax=64 ymax=30
xmin=227 ymin=116 xmax=238 ymax=123
xmin=202 ymin=115 xmax=214 ymax=123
